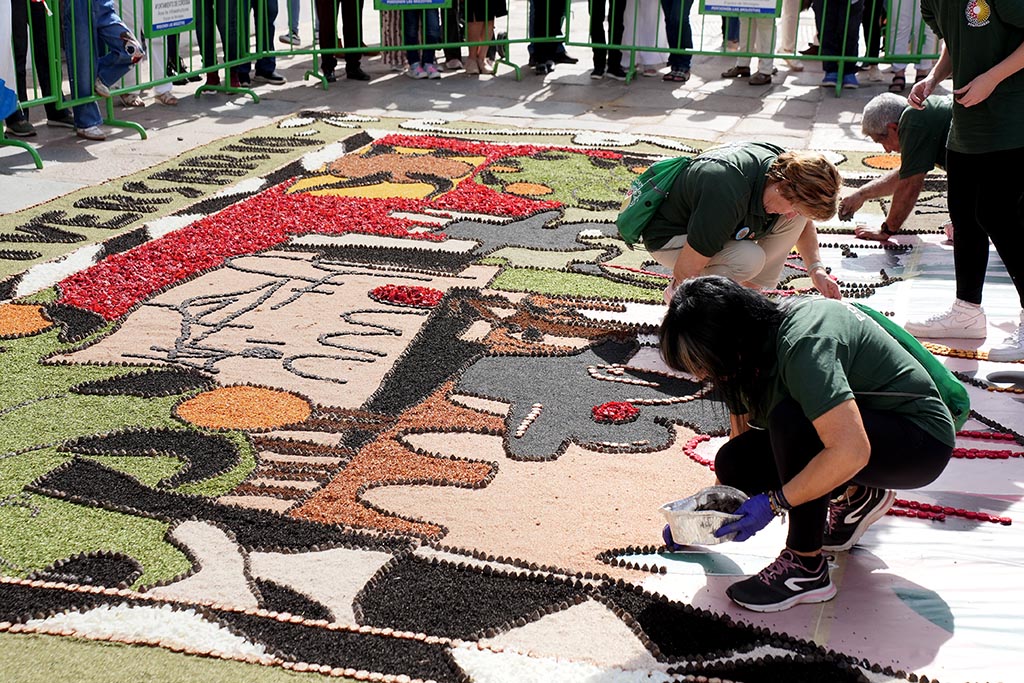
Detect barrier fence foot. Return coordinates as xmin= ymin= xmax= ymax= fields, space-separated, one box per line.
xmin=0 ymin=135 xmax=44 ymax=169
xmin=104 ymin=99 xmax=147 ymax=139
xmin=304 ymin=69 xmax=330 ymax=90
xmin=194 ymin=84 xmax=260 ymax=103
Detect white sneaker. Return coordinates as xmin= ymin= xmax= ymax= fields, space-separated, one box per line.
xmin=987 ymin=312 xmax=1024 ymax=362
xmin=904 ymin=300 xmax=987 ymax=339
xmin=424 ymin=63 xmax=440 ymax=79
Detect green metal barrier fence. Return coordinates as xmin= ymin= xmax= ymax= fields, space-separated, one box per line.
xmin=3 ymin=0 xmax=940 ymax=168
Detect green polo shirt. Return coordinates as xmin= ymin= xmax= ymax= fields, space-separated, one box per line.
xmin=921 ymin=0 xmax=1024 ymax=153
xmin=641 ymin=142 xmax=784 ymax=254
xmin=750 ymin=299 xmax=955 ymax=448
xmin=897 ymin=96 xmax=952 ymax=178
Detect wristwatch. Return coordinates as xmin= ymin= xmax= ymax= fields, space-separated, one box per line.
xmin=880 ymin=221 xmax=898 ymax=236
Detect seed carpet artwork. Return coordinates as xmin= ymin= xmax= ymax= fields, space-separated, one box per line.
xmin=1 ymin=114 xmax=1022 ymax=683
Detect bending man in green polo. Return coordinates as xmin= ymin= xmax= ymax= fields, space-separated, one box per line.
xmin=640 ymin=142 xmax=843 ymax=302
xmin=839 ymin=93 xmax=953 ymax=242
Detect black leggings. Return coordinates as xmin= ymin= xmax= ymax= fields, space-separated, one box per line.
xmin=946 ymin=147 xmax=1024 ymax=307
xmin=715 ymin=398 xmax=952 ymax=553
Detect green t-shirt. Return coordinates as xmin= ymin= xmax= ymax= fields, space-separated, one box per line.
xmin=897 ymin=96 xmax=952 ymax=178
xmin=921 ymin=0 xmax=1024 ymax=153
xmin=641 ymin=142 xmax=784 ymax=254
xmin=751 ymin=299 xmax=956 ymax=448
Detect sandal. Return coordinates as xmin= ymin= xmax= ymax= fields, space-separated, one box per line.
xmin=155 ymin=92 xmax=178 ymax=106
xmin=663 ymin=69 xmax=690 ymax=83
xmin=119 ymin=93 xmax=145 ymax=107
xmin=889 ymin=73 xmax=906 ymax=93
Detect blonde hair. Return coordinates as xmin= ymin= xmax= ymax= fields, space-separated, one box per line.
xmin=767 ymin=151 xmax=841 ymax=221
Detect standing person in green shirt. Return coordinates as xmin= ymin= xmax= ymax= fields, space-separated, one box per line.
xmin=839 ymin=93 xmax=953 ymax=242
xmin=659 ymin=276 xmax=955 ymax=612
xmin=641 ymin=142 xmax=842 ymax=303
xmin=905 ymin=0 xmax=1024 ymax=361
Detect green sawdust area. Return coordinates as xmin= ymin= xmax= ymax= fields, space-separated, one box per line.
xmin=489 ymin=266 xmax=663 ymax=302
xmin=486 ymin=153 xmax=639 ymax=209
xmin=0 ymin=326 xmax=256 ymax=586
xmin=0 ymin=632 xmax=350 ymax=683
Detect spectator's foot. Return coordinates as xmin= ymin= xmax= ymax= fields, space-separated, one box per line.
xmin=726 ymin=40 xmax=741 ymax=52
xmin=324 ymin=69 xmax=337 ymax=83
xmin=641 ymin=66 xmax=660 ymax=77
xmin=480 ymin=58 xmax=496 ymax=75
xmin=119 ymin=93 xmax=145 ymax=108
xmin=94 ymin=78 xmax=111 ymax=98
xmin=205 ymin=72 xmax=222 ymax=87
xmin=987 ymin=312 xmax=1024 ymax=362
xmin=888 ymin=72 xmax=906 ymax=92
xmin=534 ymin=61 xmax=554 ymax=75
xmin=346 ymin=67 xmax=371 ymax=81
xmin=590 ymin=67 xmax=605 ymax=79
xmin=662 ymin=69 xmax=690 ymax=83
xmin=445 ymin=58 xmax=463 ymax=70
xmin=279 ymin=31 xmax=300 ymax=46
xmin=799 ymin=43 xmax=820 ymax=56
xmin=76 ymin=125 xmax=107 ymax=141
xmin=842 ymin=73 xmax=860 ymax=89
xmin=233 ymin=73 xmax=252 ymax=87
xmin=552 ymin=52 xmax=578 ymax=64
xmin=408 ymin=62 xmax=427 ymax=79
xmin=820 ymin=72 xmax=838 ymax=87
xmin=424 ymin=63 xmax=441 ymax=79
xmin=748 ymin=72 xmax=772 ymax=85
xmin=465 ymin=58 xmax=480 ymax=75
xmin=905 ymin=300 xmax=987 ymax=339
xmin=721 ymin=65 xmax=751 ymax=78
xmin=6 ymin=119 xmax=37 ymax=137
xmin=254 ymin=71 xmax=286 ymax=85
xmin=46 ymin=112 xmax=75 ymax=129
xmin=155 ymin=92 xmax=178 ymax=106
xmin=606 ymin=65 xmax=627 ymax=81
xmin=862 ymin=64 xmax=884 ymax=81
xmin=784 ymin=58 xmax=804 ymax=72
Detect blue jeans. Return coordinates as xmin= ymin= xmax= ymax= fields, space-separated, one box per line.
xmin=660 ymin=0 xmax=695 ymax=71
xmin=403 ymin=9 xmax=440 ymax=65
xmin=238 ymin=0 xmax=280 ymax=75
xmin=62 ymin=0 xmax=141 ymax=128
xmin=286 ymin=0 xmax=301 ymax=32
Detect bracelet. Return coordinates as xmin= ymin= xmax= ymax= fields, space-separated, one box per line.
xmin=767 ymin=489 xmax=792 ymax=516
xmin=806 ymin=260 xmax=826 ymax=274
xmin=881 ymin=221 xmax=898 ymax=236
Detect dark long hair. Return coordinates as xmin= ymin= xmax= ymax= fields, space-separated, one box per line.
xmin=659 ymin=276 xmax=786 ymax=414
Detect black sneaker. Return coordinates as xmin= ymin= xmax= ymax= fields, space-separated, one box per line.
xmin=606 ymin=65 xmax=628 ymax=81
xmin=254 ymin=70 xmax=287 ymax=85
xmin=552 ymin=52 xmax=579 ymax=64
xmin=590 ymin=67 xmax=605 ymax=79
xmin=822 ymin=485 xmax=896 ymax=552
xmin=726 ymin=549 xmax=836 ymax=612
xmin=6 ymin=118 xmax=37 ymax=137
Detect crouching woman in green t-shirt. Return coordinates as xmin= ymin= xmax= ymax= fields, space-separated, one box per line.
xmin=641 ymin=142 xmax=843 ymax=302
xmin=659 ymin=276 xmax=955 ymax=613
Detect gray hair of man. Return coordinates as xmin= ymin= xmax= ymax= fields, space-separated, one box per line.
xmin=860 ymin=92 xmax=909 ymax=137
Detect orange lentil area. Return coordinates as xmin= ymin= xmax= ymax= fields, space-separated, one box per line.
xmin=291 ymin=382 xmax=504 ymax=536
xmin=505 ymin=182 xmax=554 ymax=196
xmin=176 ymin=386 xmax=312 ymax=430
xmin=863 ymin=154 xmax=902 ymax=170
xmin=0 ymin=304 xmax=53 ymax=337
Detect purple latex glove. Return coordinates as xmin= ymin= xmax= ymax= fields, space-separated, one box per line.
xmin=714 ymin=493 xmax=774 ymax=542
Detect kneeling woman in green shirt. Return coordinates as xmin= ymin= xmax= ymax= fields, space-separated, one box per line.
xmin=659 ymin=276 xmax=954 ymax=613
xmin=642 ymin=142 xmax=843 ymax=302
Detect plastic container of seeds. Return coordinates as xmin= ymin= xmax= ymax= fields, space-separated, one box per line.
xmin=660 ymin=485 xmax=749 ymax=546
